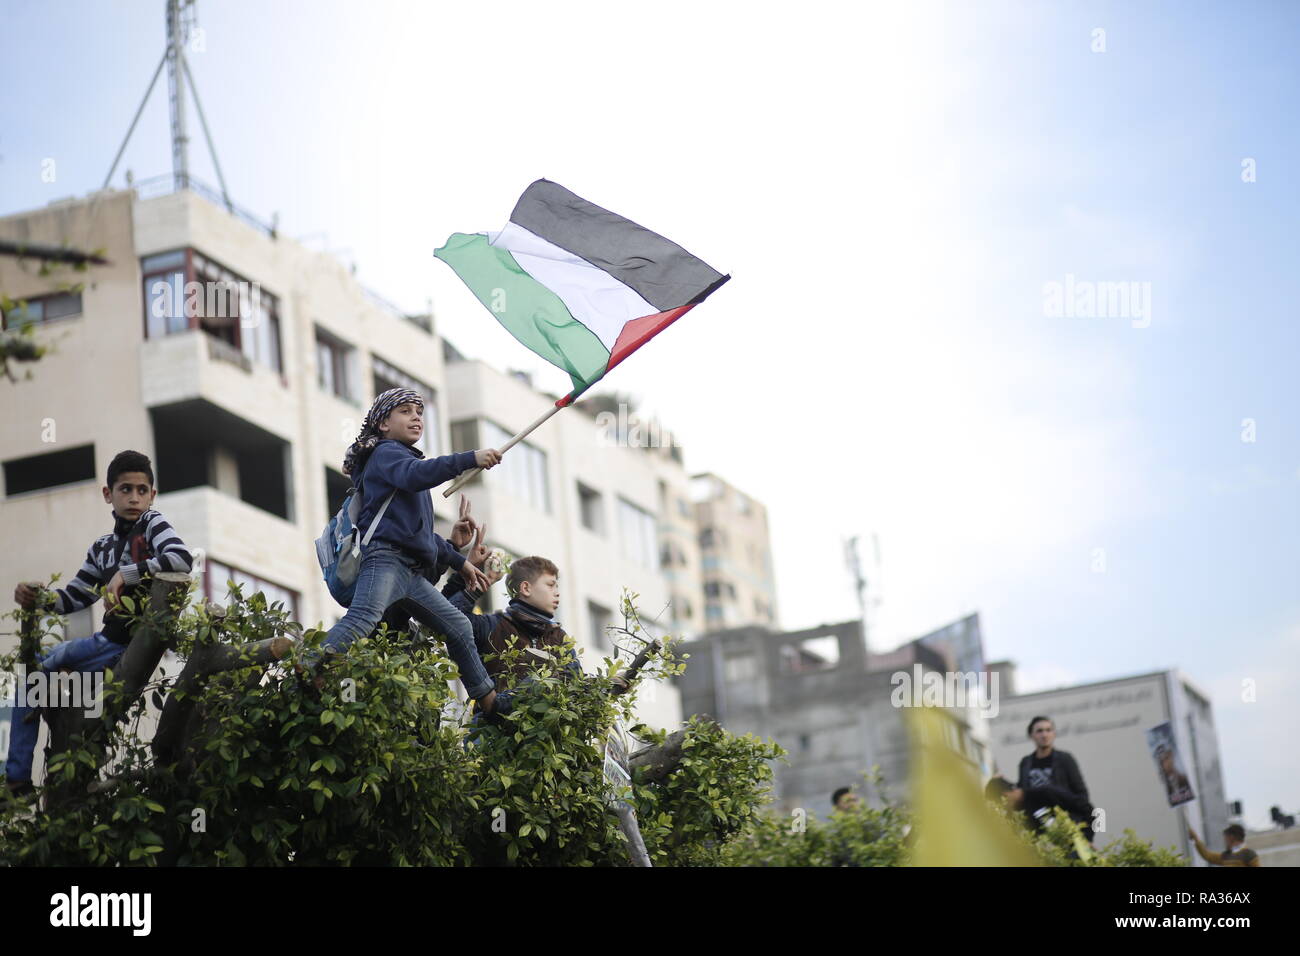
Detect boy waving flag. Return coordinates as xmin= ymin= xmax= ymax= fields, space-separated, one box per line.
xmin=434 ymin=180 xmax=728 ymax=493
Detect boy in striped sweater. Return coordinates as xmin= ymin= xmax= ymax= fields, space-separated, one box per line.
xmin=5 ymin=450 xmax=193 ymax=795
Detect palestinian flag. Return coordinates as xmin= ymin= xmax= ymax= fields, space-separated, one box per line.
xmin=435 ymin=180 xmax=729 ymax=404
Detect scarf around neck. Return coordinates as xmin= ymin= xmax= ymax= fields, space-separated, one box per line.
xmin=506 ymin=597 xmax=562 ymax=638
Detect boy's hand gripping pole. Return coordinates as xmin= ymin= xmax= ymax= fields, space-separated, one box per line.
xmin=442 ymin=390 xmax=578 ymax=498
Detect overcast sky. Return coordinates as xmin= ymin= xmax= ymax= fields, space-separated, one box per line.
xmin=2 ymin=0 xmax=1296 ymax=829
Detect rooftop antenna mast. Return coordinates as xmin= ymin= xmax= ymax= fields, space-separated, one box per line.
xmin=844 ymin=535 xmax=869 ymax=655
xmin=843 ymin=533 xmax=885 ymax=658
xmin=166 ymin=0 xmax=192 ymax=185
xmin=103 ymin=0 xmax=233 ymax=211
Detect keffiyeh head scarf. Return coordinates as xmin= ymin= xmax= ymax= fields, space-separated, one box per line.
xmin=343 ymin=387 xmax=424 ymax=476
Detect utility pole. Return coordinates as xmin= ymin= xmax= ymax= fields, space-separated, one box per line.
xmin=844 ymin=535 xmax=869 ymax=655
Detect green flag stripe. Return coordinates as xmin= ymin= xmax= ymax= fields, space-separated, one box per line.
xmin=435 ymin=232 xmax=611 ymax=392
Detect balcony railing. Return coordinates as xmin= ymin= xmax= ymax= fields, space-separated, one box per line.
xmin=134 ymin=173 xmax=278 ymax=240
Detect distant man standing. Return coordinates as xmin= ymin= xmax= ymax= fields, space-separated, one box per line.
xmin=1189 ymin=824 xmax=1260 ymax=867
xmin=1017 ymin=716 xmax=1094 ymax=840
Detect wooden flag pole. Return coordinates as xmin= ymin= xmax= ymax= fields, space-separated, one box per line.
xmin=442 ymin=393 xmax=577 ymax=498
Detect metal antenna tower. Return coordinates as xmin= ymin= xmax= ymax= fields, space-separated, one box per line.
xmin=844 ymin=533 xmax=885 ymax=658
xmin=103 ymin=0 xmax=233 ymax=211
xmin=844 ymin=535 xmax=869 ymax=655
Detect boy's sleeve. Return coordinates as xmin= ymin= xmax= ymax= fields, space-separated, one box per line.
xmin=51 ymin=545 xmax=106 ymax=614
xmin=441 ymin=574 xmax=481 ymax=616
xmin=371 ymin=443 xmax=479 ymax=494
xmin=118 ymin=513 xmax=195 ymax=585
xmin=436 ymin=533 xmax=467 ymax=572
xmin=1191 ymin=835 xmax=1224 ymax=865
xmin=440 ymin=576 xmax=497 ymax=648
xmin=467 ymin=611 xmax=499 ymax=651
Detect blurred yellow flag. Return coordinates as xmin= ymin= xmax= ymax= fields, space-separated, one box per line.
xmin=908 ymin=707 xmax=1040 ymax=867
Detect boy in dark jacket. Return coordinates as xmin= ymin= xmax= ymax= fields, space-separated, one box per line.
xmin=6 ymin=450 xmax=193 ymax=794
xmin=444 ymin=554 xmax=628 ymax=715
xmin=443 ymin=555 xmax=577 ymax=715
xmin=312 ymin=387 xmax=503 ymax=712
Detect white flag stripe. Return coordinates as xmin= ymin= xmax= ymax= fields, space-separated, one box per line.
xmin=488 ymin=222 xmax=656 ymax=351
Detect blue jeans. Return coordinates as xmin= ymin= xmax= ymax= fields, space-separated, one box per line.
xmin=318 ymin=543 xmax=494 ymax=700
xmin=4 ymin=632 xmax=124 ymax=784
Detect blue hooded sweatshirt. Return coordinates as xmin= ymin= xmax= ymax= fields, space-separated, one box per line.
xmin=355 ymin=439 xmax=478 ymax=569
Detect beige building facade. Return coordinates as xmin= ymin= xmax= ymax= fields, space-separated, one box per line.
xmin=691 ymin=472 xmax=779 ymax=631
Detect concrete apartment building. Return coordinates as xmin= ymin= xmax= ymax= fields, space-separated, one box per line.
xmin=676 ymin=616 xmax=993 ymax=815
xmin=572 ymin=393 xmax=706 ymax=639
xmin=691 ymin=472 xmax=779 ymax=631
xmin=987 ymin=670 xmax=1228 ymax=861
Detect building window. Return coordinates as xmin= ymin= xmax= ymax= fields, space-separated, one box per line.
xmin=617 ymin=497 xmax=658 ymax=570
xmin=482 ymin=419 xmax=549 ymax=512
xmin=779 ymin=635 xmax=842 ymax=675
xmin=723 ymin=652 xmax=758 ymax=682
xmin=704 ymin=580 xmax=735 ymax=600
xmin=372 ymin=356 xmax=441 ymax=457
xmin=316 ymin=327 xmax=357 ymax=402
xmin=450 ymin=419 xmax=479 ymax=465
xmin=588 ymin=600 xmax=613 ymax=651
xmin=204 ymin=558 xmax=299 ymax=619
xmin=238 ymin=274 xmax=283 ymax=375
xmin=1 ymin=290 xmax=83 ymax=329
xmin=577 ymin=482 xmax=604 ymax=534
xmin=699 ymin=527 xmax=728 ymax=552
xmin=677 ymin=497 xmax=691 ymax=519
xmin=324 ymin=466 xmax=351 ymax=519
xmin=142 ymin=250 xmax=189 ymax=337
xmin=3 ymin=444 xmax=96 ymax=496
xmin=141 ymin=249 xmax=283 ymax=374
